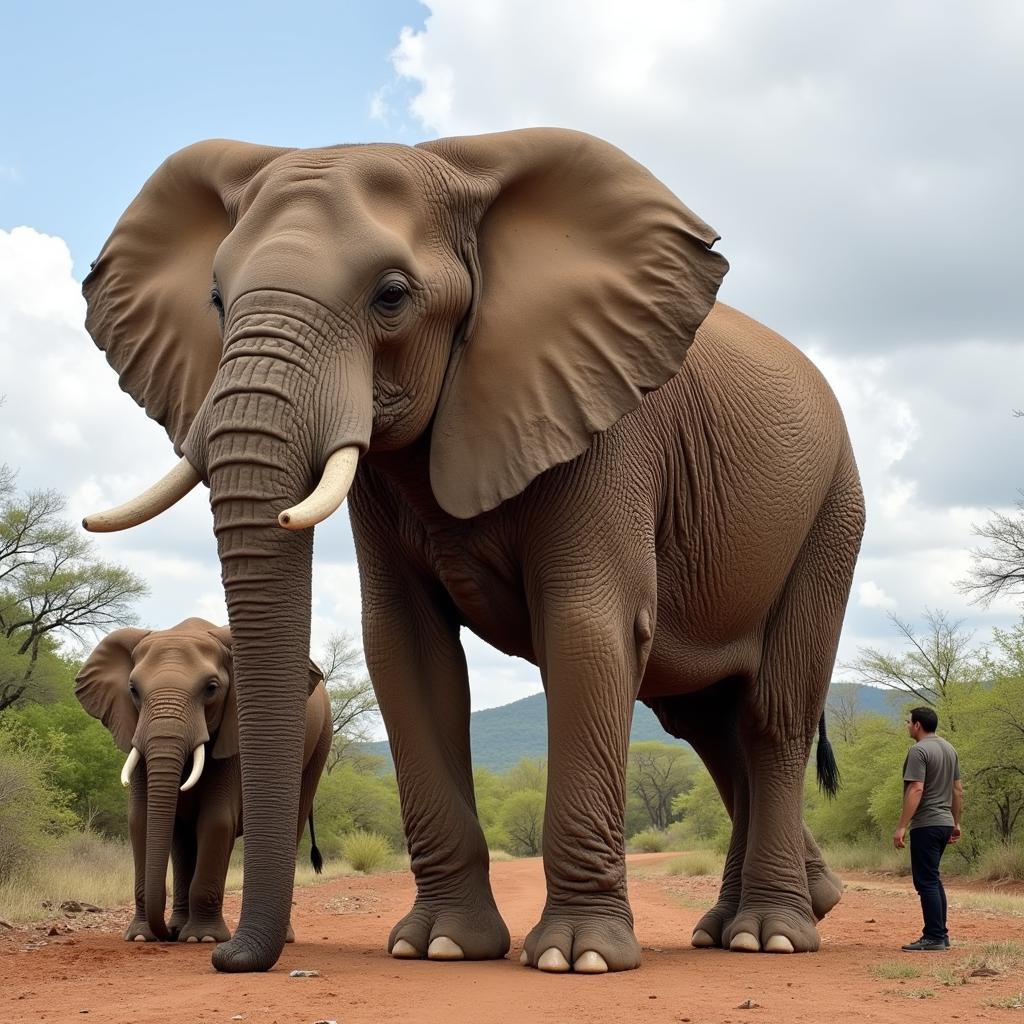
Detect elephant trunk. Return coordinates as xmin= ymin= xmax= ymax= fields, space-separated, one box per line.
xmin=181 ymin=303 xmax=370 ymax=973
xmin=142 ymin=742 xmax=189 ymax=941
xmin=192 ymin=344 xmax=321 ymax=972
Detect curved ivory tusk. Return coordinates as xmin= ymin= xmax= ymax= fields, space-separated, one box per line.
xmin=120 ymin=747 xmax=141 ymax=788
xmin=179 ymin=744 xmax=206 ymax=792
xmin=82 ymin=458 xmax=202 ymax=533
xmin=278 ymin=447 xmax=359 ymax=531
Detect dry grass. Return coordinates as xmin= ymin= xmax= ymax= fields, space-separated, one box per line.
xmin=874 ymin=961 xmax=922 ymax=979
xmin=663 ymin=852 xmax=723 ymax=878
xmin=0 ymin=830 xmax=359 ymax=926
xmin=0 ymin=831 xmax=134 ymax=925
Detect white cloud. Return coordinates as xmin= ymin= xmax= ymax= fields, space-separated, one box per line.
xmin=857 ymin=581 xmax=896 ymax=611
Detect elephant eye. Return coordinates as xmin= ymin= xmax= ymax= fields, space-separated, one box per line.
xmin=128 ymin=681 xmax=140 ymax=701
xmin=210 ymin=287 xmax=225 ymax=325
xmin=374 ymin=281 xmax=408 ymax=312
xmin=203 ymin=679 xmax=219 ymax=699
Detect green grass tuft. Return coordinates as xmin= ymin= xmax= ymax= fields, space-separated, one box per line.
xmin=340 ymin=830 xmax=393 ymax=873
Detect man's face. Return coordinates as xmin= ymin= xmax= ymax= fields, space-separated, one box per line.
xmin=907 ymin=716 xmax=921 ymax=740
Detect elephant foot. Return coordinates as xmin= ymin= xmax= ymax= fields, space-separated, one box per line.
xmin=211 ymin=927 xmax=284 ymax=973
xmin=722 ymin=899 xmax=820 ymax=954
xmin=286 ymin=922 xmax=295 ymax=944
xmin=691 ymin=900 xmax=739 ymax=949
xmin=388 ymin=887 xmax=510 ymax=961
xmin=521 ymin=901 xmax=641 ymax=974
xmin=123 ymin=916 xmax=164 ymax=942
xmin=178 ymin=915 xmax=231 ymax=943
xmin=807 ymin=862 xmax=843 ymax=921
xmin=167 ymin=914 xmax=188 ymax=941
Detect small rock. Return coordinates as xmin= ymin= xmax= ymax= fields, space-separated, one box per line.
xmin=289 ymin=970 xmax=321 ymax=978
xmin=231 ymin=1016 xmax=243 ymax=1021
xmin=0 ymin=919 xmax=14 ymax=929
xmin=47 ymin=926 xmax=59 ymax=936
xmin=864 ymin=918 xmax=876 ymax=923
xmin=737 ymin=999 xmax=760 ymax=1009
xmin=311 ymin=1020 xmax=338 ymax=1024
xmin=970 ymin=966 xmax=1000 ymax=977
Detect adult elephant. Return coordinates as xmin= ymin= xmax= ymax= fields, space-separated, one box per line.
xmin=82 ymin=129 xmax=864 ymax=974
xmin=75 ymin=618 xmax=331 ymax=944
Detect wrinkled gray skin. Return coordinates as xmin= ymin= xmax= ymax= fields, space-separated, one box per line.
xmin=75 ymin=618 xmax=331 ymax=943
xmin=81 ymin=128 xmax=864 ymax=973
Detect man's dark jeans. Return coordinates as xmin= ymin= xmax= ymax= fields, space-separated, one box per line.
xmin=909 ymin=825 xmax=954 ymax=942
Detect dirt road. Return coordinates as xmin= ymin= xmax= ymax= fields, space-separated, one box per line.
xmin=2 ymin=854 xmax=1022 ymax=1024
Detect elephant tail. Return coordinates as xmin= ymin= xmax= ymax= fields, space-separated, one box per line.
xmin=308 ymin=812 xmax=324 ymax=874
xmin=816 ymin=714 xmax=840 ymax=799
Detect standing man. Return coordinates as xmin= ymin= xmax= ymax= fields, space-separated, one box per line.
xmin=893 ymin=706 xmax=963 ymax=952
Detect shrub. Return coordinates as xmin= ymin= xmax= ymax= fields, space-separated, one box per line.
xmin=664 ymin=851 xmax=722 ymax=877
xmin=975 ymin=842 xmax=1024 ymax=882
xmin=629 ymin=828 xmax=668 ymax=853
xmin=0 ymin=729 xmax=77 ymax=884
xmin=340 ymin=830 xmax=392 ymax=873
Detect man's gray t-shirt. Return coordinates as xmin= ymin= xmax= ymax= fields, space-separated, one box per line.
xmin=903 ymin=735 xmax=960 ymax=829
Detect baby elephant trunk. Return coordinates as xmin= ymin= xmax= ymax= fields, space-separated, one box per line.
xmin=142 ymin=739 xmax=193 ymax=941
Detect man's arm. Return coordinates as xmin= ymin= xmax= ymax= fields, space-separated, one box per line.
xmin=950 ymin=779 xmax=964 ymax=844
xmin=894 ymin=781 xmax=924 ymax=849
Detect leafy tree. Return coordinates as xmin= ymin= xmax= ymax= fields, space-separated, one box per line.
xmin=504 ymin=757 xmax=547 ymax=794
xmin=671 ymin=770 xmax=730 ymax=845
xmin=312 ymin=754 xmax=403 ymax=853
xmin=0 ymin=475 xmax=147 ymax=711
xmin=844 ymin=609 xmax=980 ymax=716
xmin=960 ymin=495 xmax=1024 ymax=607
xmin=316 ymin=631 xmax=379 ymax=772
xmin=500 ymin=790 xmax=545 ymax=856
xmin=627 ymin=741 xmax=697 ymax=831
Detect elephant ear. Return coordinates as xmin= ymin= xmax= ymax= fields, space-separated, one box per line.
xmin=420 ymin=128 xmax=729 ymax=519
xmin=75 ymin=628 xmax=150 ymax=753
xmin=82 ymin=140 xmax=290 ymax=453
xmin=208 ymin=626 xmax=324 ymax=759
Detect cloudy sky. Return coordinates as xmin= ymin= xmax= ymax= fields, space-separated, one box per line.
xmin=1 ymin=2 xmax=1022 ymax=724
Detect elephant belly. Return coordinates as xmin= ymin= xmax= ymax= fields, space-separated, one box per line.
xmin=639 ymin=629 xmax=763 ymax=700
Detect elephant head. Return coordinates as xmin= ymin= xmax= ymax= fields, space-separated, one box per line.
xmin=74 ymin=617 xmax=320 ymax=941
xmin=80 ymin=128 xmax=728 ymax=970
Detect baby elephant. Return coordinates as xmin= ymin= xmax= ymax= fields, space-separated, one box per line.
xmin=76 ymin=617 xmax=332 ymax=943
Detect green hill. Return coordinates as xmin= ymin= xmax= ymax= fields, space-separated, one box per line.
xmin=362 ymin=682 xmax=899 ymax=772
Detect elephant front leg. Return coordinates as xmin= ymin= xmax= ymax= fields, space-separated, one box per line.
xmin=521 ymin=595 xmax=651 ymax=975
xmin=179 ymin=773 xmax=238 ymax=943
xmin=168 ymin=824 xmax=197 ymax=940
xmin=364 ymin=569 xmax=508 ymax=963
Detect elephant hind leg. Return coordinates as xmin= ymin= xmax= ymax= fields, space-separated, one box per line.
xmin=725 ymin=457 xmax=863 ymax=954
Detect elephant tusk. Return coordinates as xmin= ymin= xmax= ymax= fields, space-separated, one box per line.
xmin=82 ymin=458 xmax=202 ymax=533
xmin=180 ymin=744 xmax=206 ymax=792
xmin=278 ymin=447 xmax=359 ymax=531
xmin=120 ymin=747 xmax=141 ymax=787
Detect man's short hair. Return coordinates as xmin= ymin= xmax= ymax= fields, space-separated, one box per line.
xmin=910 ymin=706 xmax=939 ymax=733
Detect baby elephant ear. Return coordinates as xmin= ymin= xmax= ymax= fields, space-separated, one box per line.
xmin=308 ymin=659 xmax=326 ymax=697
xmin=421 ymin=128 xmax=728 ymax=519
xmin=207 ymin=626 xmax=239 ymax=760
xmin=75 ymin=628 xmax=150 ymax=753
xmin=82 ymin=140 xmax=290 ymax=453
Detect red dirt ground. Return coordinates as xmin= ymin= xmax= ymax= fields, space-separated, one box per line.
xmin=2 ymin=853 xmax=1022 ymax=1024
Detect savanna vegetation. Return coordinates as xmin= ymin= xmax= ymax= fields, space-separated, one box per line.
xmin=3 ymin=454 xmax=1024 ymax=925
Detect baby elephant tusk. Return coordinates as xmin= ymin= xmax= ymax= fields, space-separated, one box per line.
xmin=82 ymin=458 xmax=202 ymax=533
xmin=120 ymin=747 xmax=141 ymax=787
xmin=180 ymin=744 xmax=206 ymax=792
xmin=278 ymin=447 xmax=359 ymax=531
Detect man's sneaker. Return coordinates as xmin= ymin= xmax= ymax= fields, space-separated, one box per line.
xmin=901 ymin=937 xmax=947 ymax=952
